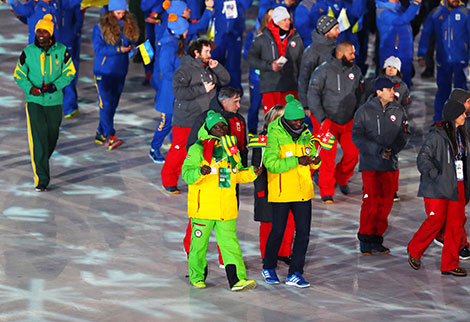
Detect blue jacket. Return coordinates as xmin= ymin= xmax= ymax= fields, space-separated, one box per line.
xmin=213 ymin=0 xmax=252 ymax=37
xmin=92 ymin=20 xmax=134 ymax=76
xmin=376 ymin=0 xmax=421 ymax=60
xmin=294 ymin=0 xmax=322 ymax=48
xmin=243 ymin=30 xmax=260 ymax=87
xmin=258 ymin=0 xmax=298 ymax=21
xmin=418 ymin=1 xmax=470 ymax=65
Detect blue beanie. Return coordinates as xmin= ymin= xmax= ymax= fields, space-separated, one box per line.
xmin=109 ymin=0 xmax=127 ymax=11
xmin=374 ymin=77 xmax=395 ymax=92
xmin=167 ymin=1 xmax=189 ymax=36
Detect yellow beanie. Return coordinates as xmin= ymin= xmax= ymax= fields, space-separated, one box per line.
xmin=35 ymin=14 xmax=54 ymax=36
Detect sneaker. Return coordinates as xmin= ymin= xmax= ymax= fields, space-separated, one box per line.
xmin=459 ymin=246 xmax=470 ymax=260
xmin=278 ymin=256 xmax=292 ymax=265
xmin=393 ymin=192 xmax=400 ymax=202
xmin=192 ymin=280 xmax=206 ymax=288
xmin=94 ymin=132 xmax=109 ymax=146
xmin=231 ymin=279 xmax=257 ymax=292
xmin=219 ymin=264 xmax=225 ymax=269
xmin=360 ymin=241 xmax=372 ymax=256
xmin=371 ymin=243 xmax=390 ymax=254
xmin=286 ymin=272 xmax=310 ymax=288
xmin=408 ymin=252 xmax=421 ymax=270
xmin=321 ymin=195 xmax=333 ymax=204
xmin=149 ymin=149 xmax=165 ymax=163
xmin=339 ymin=184 xmax=350 ymax=195
xmin=442 ymin=267 xmax=467 ymax=277
xmin=35 ymin=184 xmax=47 ymax=192
xmin=64 ymin=109 xmax=80 ymax=119
xmin=108 ymin=136 xmax=123 ymax=150
xmin=162 ymin=185 xmax=180 ymax=194
xmin=433 ymin=238 xmax=444 ymax=247
xmin=262 ymin=269 xmax=280 ymax=284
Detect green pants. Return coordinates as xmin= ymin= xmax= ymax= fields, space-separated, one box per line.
xmin=25 ymin=102 xmax=62 ymax=187
xmin=188 ymin=218 xmax=247 ymax=288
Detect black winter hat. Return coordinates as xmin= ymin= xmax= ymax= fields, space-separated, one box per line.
xmin=443 ymin=100 xmax=466 ymax=122
xmin=449 ymin=88 xmax=470 ymax=105
xmin=316 ymin=15 xmax=338 ymax=35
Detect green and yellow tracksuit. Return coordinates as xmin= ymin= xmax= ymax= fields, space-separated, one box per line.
xmin=182 ymin=126 xmax=257 ymax=287
xmin=14 ymin=37 xmax=76 ymax=187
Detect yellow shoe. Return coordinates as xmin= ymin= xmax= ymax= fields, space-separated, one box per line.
xmin=192 ymin=281 xmax=206 ymax=288
xmin=231 ymin=279 xmax=256 ymax=292
xmin=64 ymin=109 xmax=80 ymax=119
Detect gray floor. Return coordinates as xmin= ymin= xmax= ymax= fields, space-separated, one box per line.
xmin=1 ymin=5 xmax=470 ymax=322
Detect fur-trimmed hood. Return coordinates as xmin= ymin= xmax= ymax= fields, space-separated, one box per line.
xmin=99 ymin=11 xmax=139 ymax=46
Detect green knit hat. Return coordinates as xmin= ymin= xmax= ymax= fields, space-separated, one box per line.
xmin=284 ymin=94 xmax=305 ymax=120
xmin=206 ymin=110 xmax=227 ymax=130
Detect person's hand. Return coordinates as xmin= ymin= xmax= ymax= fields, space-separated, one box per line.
xmin=311 ymin=156 xmax=321 ymax=165
xmin=205 ymin=0 xmax=214 ymax=8
xmin=382 ymin=148 xmax=392 ymax=160
xmin=201 ymin=165 xmax=211 ymax=175
xmin=30 ymin=87 xmax=41 ymax=96
xmin=298 ymin=156 xmax=313 ymax=166
xmin=120 ymin=46 xmax=132 ymax=53
xmin=208 ymin=59 xmax=218 ymax=68
xmin=253 ymin=166 xmax=263 ymax=176
xmin=42 ymin=83 xmax=57 ymax=93
xmin=203 ymin=81 xmax=215 ymax=93
xmin=272 ymin=61 xmax=283 ymax=72
xmin=418 ymin=58 xmax=426 ymax=68
xmin=415 ymin=0 xmax=422 ymax=3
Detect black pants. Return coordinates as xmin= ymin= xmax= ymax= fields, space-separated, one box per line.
xmin=263 ymin=200 xmax=312 ymax=276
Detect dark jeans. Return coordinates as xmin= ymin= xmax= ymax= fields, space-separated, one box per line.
xmin=263 ymin=200 xmax=312 ymax=276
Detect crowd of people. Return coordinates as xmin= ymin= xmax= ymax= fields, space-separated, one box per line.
xmin=8 ymin=0 xmax=470 ymax=291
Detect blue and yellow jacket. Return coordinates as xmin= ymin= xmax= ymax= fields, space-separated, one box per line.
xmin=418 ymin=0 xmax=470 ymax=65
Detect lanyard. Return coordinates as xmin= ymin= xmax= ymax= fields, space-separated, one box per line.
xmin=457 ymin=132 xmax=463 ymax=160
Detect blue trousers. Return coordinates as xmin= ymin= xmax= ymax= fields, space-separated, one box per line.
xmin=211 ymin=33 xmax=242 ymax=92
xmin=95 ymin=74 xmax=126 ymax=137
xmin=151 ymin=112 xmax=173 ymax=150
xmin=263 ymin=200 xmax=312 ymax=276
xmin=247 ymin=72 xmax=262 ymax=132
xmin=434 ymin=62 xmax=468 ymax=122
xmin=62 ymin=56 xmax=79 ymax=116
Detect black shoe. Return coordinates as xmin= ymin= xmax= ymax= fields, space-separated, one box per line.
xmin=393 ymin=192 xmax=400 ymax=202
xmin=408 ymin=252 xmax=421 ymax=270
xmin=339 ymin=184 xmax=350 ymax=195
xmin=321 ymin=195 xmax=333 ymax=204
xmin=35 ymin=184 xmax=47 ymax=192
xmin=421 ymin=69 xmax=434 ymax=79
xmin=162 ymin=185 xmax=181 ymax=194
xmin=459 ymin=246 xmax=470 ymax=260
xmin=371 ymin=243 xmax=390 ymax=254
xmin=277 ymin=256 xmax=292 ymax=265
xmin=360 ymin=241 xmax=372 ymax=256
xmin=433 ymin=238 xmax=444 ymax=247
xmin=442 ymin=267 xmax=467 ymax=277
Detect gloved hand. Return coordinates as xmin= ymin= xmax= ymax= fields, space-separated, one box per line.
xmin=30 ymin=87 xmax=41 ymax=96
xmin=42 ymin=83 xmax=57 ymax=93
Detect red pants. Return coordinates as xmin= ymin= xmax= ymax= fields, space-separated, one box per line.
xmin=262 ymin=91 xmax=298 ymax=114
xmin=184 ymin=219 xmax=223 ymax=265
xmin=161 ymin=126 xmax=191 ymax=187
xmin=358 ymin=171 xmax=398 ymax=236
xmin=310 ymin=114 xmax=321 ymax=137
xmin=436 ymin=221 xmax=469 ymax=249
xmin=408 ymin=181 xmax=466 ymax=272
xmin=318 ymin=119 xmax=359 ymax=197
xmin=259 ymin=211 xmax=295 ymax=259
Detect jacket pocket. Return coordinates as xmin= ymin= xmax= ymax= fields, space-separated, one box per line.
xmin=278 ymin=173 xmax=282 ymax=197
xmin=197 ymin=190 xmax=201 ymax=213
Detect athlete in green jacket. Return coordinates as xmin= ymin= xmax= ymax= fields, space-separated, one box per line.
xmin=13 ymin=14 xmax=76 ymax=191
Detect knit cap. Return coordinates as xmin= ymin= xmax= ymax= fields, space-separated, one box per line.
xmin=383 ymin=56 xmax=401 ymax=72
xmin=316 ymin=15 xmax=338 ymax=35
xmin=284 ymin=94 xmax=305 ymax=120
xmin=443 ymin=100 xmax=466 ymax=122
xmin=35 ymin=14 xmax=54 ymax=36
xmin=374 ymin=77 xmax=395 ymax=92
xmin=167 ymin=1 xmax=189 ymax=36
xmin=206 ymin=110 xmax=227 ymax=130
xmin=449 ymin=88 xmax=470 ymax=105
xmin=109 ymin=0 xmax=127 ymax=11
xmin=272 ymin=6 xmax=290 ymax=24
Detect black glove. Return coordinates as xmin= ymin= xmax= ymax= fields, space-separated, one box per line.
xmin=42 ymin=83 xmax=57 ymax=93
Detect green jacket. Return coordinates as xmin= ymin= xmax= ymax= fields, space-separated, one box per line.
xmin=14 ymin=37 xmax=76 ymax=106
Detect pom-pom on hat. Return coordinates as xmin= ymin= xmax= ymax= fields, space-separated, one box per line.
xmin=206 ymin=110 xmax=227 ymax=130
xmin=316 ymin=15 xmax=338 ymax=35
xmin=284 ymin=94 xmax=305 ymax=120
xmin=109 ymin=0 xmax=127 ymax=11
xmin=383 ymin=56 xmax=402 ymax=72
xmin=449 ymin=88 xmax=470 ymax=105
xmin=162 ymin=0 xmax=171 ymax=10
xmin=35 ymin=14 xmax=54 ymax=36
xmin=443 ymin=100 xmax=466 ymax=123
xmin=167 ymin=0 xmax=189 ymax=36
xmin=374 ymin=77 xmax=396 ymax=92
xmin=272 ymin=6 xmax=290 ymax=24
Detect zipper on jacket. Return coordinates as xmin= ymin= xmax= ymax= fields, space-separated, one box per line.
xmin=451 ymin=27 xmax=453 ymax=41
xmin=101 ymin=57 xmax=106 ymax=66
xmin=271 ymin=41 xmax=276 ymax=60
xmin=448 ymin=147 xmax=451 ymax=164
xmin=395 ymin=33 xmax=399 ymax=50
xmin=279 ymin=173 xmax=282 ymax=197
xmin=337 ymin=74 xmax=341 ymax=92
xmin=197 ymin=190 xmax=201 ymax=212
xmin=377 ymin=115 xmax=381 ymax=136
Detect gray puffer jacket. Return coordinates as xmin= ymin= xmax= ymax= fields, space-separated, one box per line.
xmin=363 ymin=72 xmax=410 ymax=108
xmin=297 ymin=29 xmax=336 ymax=107
xmin=352 ymin=96 xmax=411 ymax=172
xmin=308 ymin=54 xmax=364 ymax=125
xmin=417 ymin=124 xmax=470 ymax=201
xmin=172 ymin=55 xmax=230 ymax=127
xmin=246 ymin=22 xmax=304 ymax=94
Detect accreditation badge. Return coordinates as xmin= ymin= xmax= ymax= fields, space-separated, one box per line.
xmin=219 ymin=168 xmax=231 ymax=188
xmin=456 ymin=160 xmax=464 ymax=181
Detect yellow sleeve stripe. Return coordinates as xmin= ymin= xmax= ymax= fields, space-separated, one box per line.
xmin=63 ymin=61 xmax=76 ymax=77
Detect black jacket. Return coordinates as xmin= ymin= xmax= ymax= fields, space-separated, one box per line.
xmin=308 ymin=54 xmax=364 ymax=125
xmin=417 ymin=124 xmax=470 ymax=201
xmin=352 ymin=96 xmax=411 ymax=172
xmin=186 ymin=96 xmax=248 ymax=167
xmin=251 ymin=130 xmax=272 ymax=222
